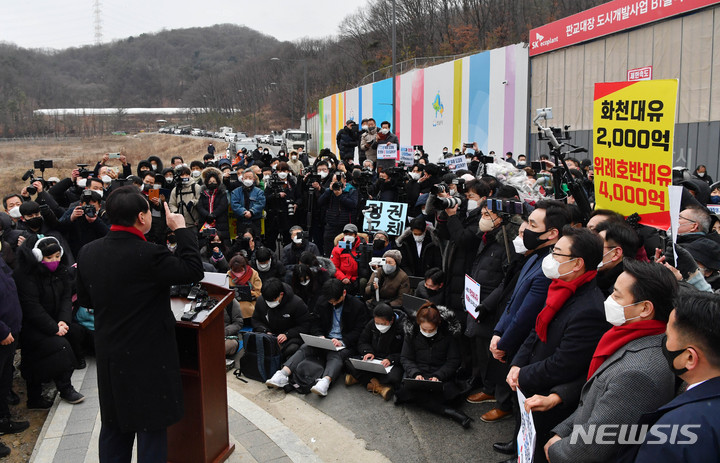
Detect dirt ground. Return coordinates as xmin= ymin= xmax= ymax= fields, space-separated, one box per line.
xmin=0 ymin=133 xmax=229 ymax=195
xmin=0 ymin=133 xmax=230 ymax=461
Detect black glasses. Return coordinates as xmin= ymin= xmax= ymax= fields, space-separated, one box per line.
xmin=550 ymin=246 xmax=575 ymax=259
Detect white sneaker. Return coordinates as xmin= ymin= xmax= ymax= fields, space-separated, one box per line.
xmin=311 ymin=377 xmax=330 ymax=397
xmin=265 ymin=370 xmax=289 ymax=389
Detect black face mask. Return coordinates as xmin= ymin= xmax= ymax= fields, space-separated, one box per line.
xmin=373 ymin=240 xmax=386 ymax=251
xmin=661 ymin=335 xmax=689 ymax=376
xmin=25 ymin=216 xmax=43 ymax=230
xmin=523 ymin=228 xmax=550 ymax=251
xmin=207 ymin=183 xmax=218 ymax=190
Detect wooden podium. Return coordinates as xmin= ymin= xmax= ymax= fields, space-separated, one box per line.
xmin=168 ymin=283 xmax=235 ymax=463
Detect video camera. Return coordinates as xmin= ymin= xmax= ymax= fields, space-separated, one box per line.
xmin=77 ymin=164 xmax=91 ymax=179
xmin=303 ymin=165 xmax=321 ymax=186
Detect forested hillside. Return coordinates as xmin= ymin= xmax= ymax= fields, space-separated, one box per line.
xmin=0 ymin=0 xmax=608 ymax=136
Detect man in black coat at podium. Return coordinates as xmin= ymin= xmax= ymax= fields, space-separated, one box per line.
xmin=76 ymin=186 xmax=204 ymax=463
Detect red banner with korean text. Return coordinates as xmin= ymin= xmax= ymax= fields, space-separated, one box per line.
xmin=593 ymin=80 xmax=678 ymax=230
xmin=529 ymin=0 xmax=720 ymax=56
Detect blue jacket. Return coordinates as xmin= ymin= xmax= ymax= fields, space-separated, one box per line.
xmin=230 ymin=185 xmax=266 ymax=220
xmin=628 ymin=376 xmax=720 ymax=463
xmin=494 ymin=246 xmax=552 ymax=356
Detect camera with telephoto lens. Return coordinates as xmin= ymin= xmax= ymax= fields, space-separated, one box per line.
xmin=452 ymin=178 xmax=466 ymax=194
xmin=303 ymin=166 xmax=321 ymax=187
xmin=433 ymin=195 xmax=463 ymax=210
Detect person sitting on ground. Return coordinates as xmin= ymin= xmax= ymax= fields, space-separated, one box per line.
xmin=281 ymin=226 xmax=320 ymax=275
xmin=544 ymin=260 xmax=678 ymax=462
xmin=365 ymin=249 xmax=411 ymax=309
xmin=345 ymin=303 xmax=405 ymax=401
xmin=252 ymin=246 xmax=287 ymax=284
xmin=252 ymin=278 xmax=313 ymax=360
xmin=414 ymin=267 xmax=447 ymax=306
xmin=223 ymin=291 xmax=244 ymax=358
xmin=265 ymin=279 xmax=367 ymax=397
xmin=290 ymin=264 xmax=323 ymax=313
xmin=200 ymin=233 xmax=229 ymax=273
xmin=227 ymin=255 xmax=262 ymax=322
xmin=13 ymin=237 xmax=85 ymax=408
xmin=396 ymin=302 xmax=472 ymax=428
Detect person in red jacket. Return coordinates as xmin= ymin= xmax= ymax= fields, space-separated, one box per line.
xmin=330 ymin=224 xmax=366 ymax=295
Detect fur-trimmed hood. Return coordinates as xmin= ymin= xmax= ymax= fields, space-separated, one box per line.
xmin=402 ymin=304 xmax=462 ymax=337
xmin=316 ymin=256 xmax=336 ymax=276
xmin=395 ymin=222 xmax=439 ymax=247
xmin=201 ymin=166 xmax=223 ymax=184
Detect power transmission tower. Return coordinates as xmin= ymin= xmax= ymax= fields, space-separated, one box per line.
xmin=93 ymin=0 xmax=103 ymax=45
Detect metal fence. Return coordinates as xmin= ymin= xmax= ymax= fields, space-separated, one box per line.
xmin=357 ymin=51 xmax=480 ymax=87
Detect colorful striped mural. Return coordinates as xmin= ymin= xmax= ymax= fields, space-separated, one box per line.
xmin=318 ymin=43 xmax=529 ymax=161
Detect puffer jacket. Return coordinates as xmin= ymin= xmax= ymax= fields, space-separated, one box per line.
xmin=358 ymin=311 xmax=405 ymax=365
xmin=400 ymin=305 xmax=461 ymax=381
xmin=365 ymin=267 xmax=411 ymax=307
xmin=395 ymin=224 xmax=442 ymax=278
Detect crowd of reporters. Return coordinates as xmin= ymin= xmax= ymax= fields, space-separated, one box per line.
xmin=0 ymin=133 xmax=719 ymax=461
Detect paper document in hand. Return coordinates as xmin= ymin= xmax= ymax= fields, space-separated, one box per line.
xmin=516 ymin=388 xmax=536 ymax=463
xmin=300 ymin=333 xmax=345 ymax=351
xmin=349 ymin=358 xmax=393 ymax=374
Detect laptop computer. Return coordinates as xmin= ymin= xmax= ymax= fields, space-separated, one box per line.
xmin=402 ymin=293 xmax=427 ymax=316
xmin=300 ymin=333 xmax=345 ymax=351
xmin=349 ymin=358 xmax=393 ymax=374
xmin=408 ymin=276 xmax=424 ymax=290
xmin=402 ymin=378 xmax=444 ymax=393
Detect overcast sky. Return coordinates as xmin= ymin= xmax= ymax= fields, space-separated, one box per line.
xmin=0 ymin=0 xmax=365 ymax=50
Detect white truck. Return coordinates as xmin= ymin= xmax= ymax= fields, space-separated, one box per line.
xmin=281 ymin=129 xmax=311 ymax=153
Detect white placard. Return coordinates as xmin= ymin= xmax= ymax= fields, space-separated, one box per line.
xmin=445 ymin=155 xmax=468 ymax=171
xmin=377 ymin=143 xmax=398 ymax=160
xmin=517 ymin=388 xmax=536 ymax=463
xmin=464 ymin=275 xmax=481 ymax=318
xmin=362 ymin=200 xmax=408 ymax=236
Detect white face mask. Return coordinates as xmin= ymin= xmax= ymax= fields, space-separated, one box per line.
xmin=166 ymin=176 xmax=174 ymax=183
xmin=77 ymin=178 xmax=87 ymax=188
xmin=300 ymin=279 xmax=311 ymax=286
xmin=380 ymin=128 xmax=389 ymax=135
xmin=361 ymin=125 xmax=368 ymax=131
xmin=410 ymin=172 xmax=421 ymax=180
xmin=292 ymin=235 xmax=303 ymax=244
xmin=698 ymin=172 xmax=706 ymax=177
xmin=413 ymin=233 xmax=425 ymax=243
xmin=257 ymin=260 xmax=271 ymax=271
xmin=101 ymin=175 xmax=112 ymax=184
xmin=151 ymin=164 xmax=158 ymax=171
xmin=167 ymin=243 xmax=177 ymax=252
xmin=242 ymin=179 xmax=254 ymax=187
xmin=266 ymin=299 xmax=280 ymax=309
xmin=94 ymin=189 xmax=104 ymax=198
xmin=192 ymin=170 xmax=201 ymax=178
xmin=291 ymin=155 xmax=298 ymax=161
xmin=467 ymin=199 xmax=479 ymax=211
xmin=478 ymin=217 xmax=496 ymax=232
xmin=383 ymin=264 xmax=396 ymax=274
xmin=420 ymin=329 xmax=437 ymax=338
xmin=597 ymin=247 xmax=617 ymax=270
xmin=344 ymin=235 xmax=355 ymax=244
xmin=512 ymin=235 xmax=528 ymax=254
xmin=375 ymin=323 xmax=391 ymax=333
xmin=604 ymin=295 xmax=643 ymax=326
xmin=319 ymin=171 xmax=328 ymax=179
xmin=278 ymin=172 xmax=288 ymax=180
xmin=541 ymin=253 xmax=577 ymax=279
xmin=8 ymin=206 xmax=21 ymax=219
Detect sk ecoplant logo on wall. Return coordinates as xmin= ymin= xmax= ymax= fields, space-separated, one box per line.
xmin=432 ymin=91 xmax=444 ymax=127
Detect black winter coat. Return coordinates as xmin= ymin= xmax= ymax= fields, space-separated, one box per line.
xmin=196 ymin=185 xmax=230 ymax=240
xmin=76 ymin=228 xmax=204 ymax=432
xmin=512 ymin=279 xmax=609 ymax=398
xmin=436 ymin=207 xmax=483 ymax=314
xmin=311 ymin=295 xmax=367 ymax=352
xmin=358 ymin=314 xmax=404 ymax=365
xmin=400 ymin=306 xmax=461 ymax=381
xmin=336 ymin=127 xmax=359 ymax=159
xmin=14 ymin=261 xmax=75 ymax=383
xmin=252 ymin=285 xmax=313 ymax=342
xmin=0 ymin=257 xmax=21 ymax=340
xmin=396 ymin=226 xmax=442 ymax=278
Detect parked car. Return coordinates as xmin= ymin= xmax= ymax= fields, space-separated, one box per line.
xmin=272 ymin=134 xmax=282 ymax=145
xmin=190 ymin=128 xmax=202 ymax=136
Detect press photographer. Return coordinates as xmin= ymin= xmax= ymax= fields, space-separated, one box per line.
xmin=59 ymin=190 xmax=109 ymax=258
xmin=318 ymin=171 xmax=358 ymax=257
xmin=263 ymin=162 xmax=301 ymax=251
xmin=168 ymin=166 xmax=200 ymax=234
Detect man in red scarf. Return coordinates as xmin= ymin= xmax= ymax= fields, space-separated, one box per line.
xmin=505 ymin=227 xmax=608 ymax=463
xmin=543 ymin=260 xmax=678 ymax=462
